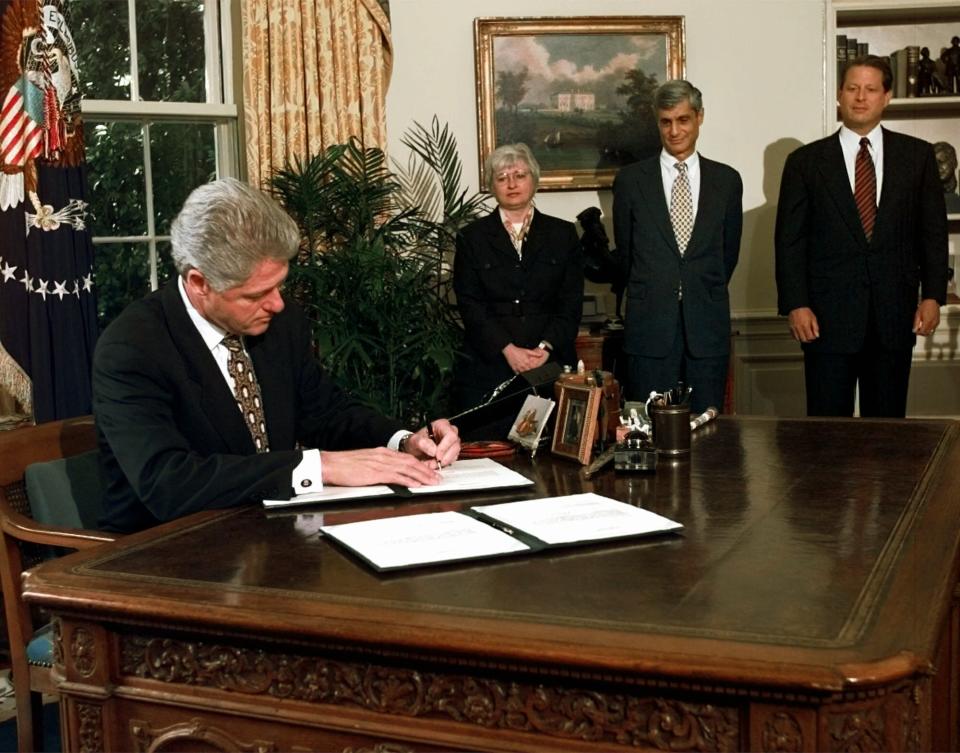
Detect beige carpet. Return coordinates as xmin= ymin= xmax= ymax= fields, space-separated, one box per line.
xmin=0 ymin=669 xmax=15 ymax=723
xmin=0 ymin=669 xmax=56 ymax=724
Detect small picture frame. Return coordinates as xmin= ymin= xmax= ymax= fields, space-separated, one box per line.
xmin=508 ymin=395 xmax=555 ymax=453
xmin=551 ymin=382 xmax=603 ymax=464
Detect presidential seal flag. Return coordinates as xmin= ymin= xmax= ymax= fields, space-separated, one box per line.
xmin=0 ymin=0 xmax=97 ymax=422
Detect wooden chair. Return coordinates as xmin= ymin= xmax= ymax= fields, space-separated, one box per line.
xmin=0 ymin=416 xmax=117 ymax=752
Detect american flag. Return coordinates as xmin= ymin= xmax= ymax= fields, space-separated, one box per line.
xmin=0 ymin=0 xmax=97 ymax=423
xmin=0 ymin=78 xmax=44 ymax=168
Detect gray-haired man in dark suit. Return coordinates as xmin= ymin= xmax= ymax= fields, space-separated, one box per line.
xmin=613 ymin=80 xmax=743 ymax=413
xmin=93 ymin=178 xmax=460 ymax=533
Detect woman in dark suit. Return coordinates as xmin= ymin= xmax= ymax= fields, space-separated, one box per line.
xmin=453 ymin=143 xmax=583 ymax=411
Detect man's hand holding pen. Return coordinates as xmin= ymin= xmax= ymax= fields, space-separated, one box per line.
xmin=323 ymin=421 xmax=458 ymax=489
xmin=400 ymin=419 xmax=461 ymax=473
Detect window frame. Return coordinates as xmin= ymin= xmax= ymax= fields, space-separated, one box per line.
xmin=80 ymin=0 xmax=241 ymax=291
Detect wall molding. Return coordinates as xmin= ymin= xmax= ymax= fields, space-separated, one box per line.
xmin=729 ymin=312 xmax=960 ymax=416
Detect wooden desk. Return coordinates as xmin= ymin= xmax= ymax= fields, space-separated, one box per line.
xmin=24 ymin=417 xmax=960 ymax=752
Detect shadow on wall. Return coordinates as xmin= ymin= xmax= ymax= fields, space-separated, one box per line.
xmin=582 ymin=191 xmax=619 ymax=317
xmin=739 ymin=137 xmax=804 ymax=314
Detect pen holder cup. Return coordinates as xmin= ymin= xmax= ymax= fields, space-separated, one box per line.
xmin=649 ymin=404 xmax=691 ymax=456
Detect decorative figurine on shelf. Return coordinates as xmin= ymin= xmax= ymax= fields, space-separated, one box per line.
xmin=942 ymin=36 xmax=960 ymax=94
xmin=917 ymin=47 xmax=941 ymax=95
xmin=933 ymin=141 xmax=960 ymax=214
xmin=577 ymin=206 xmax=625 ymax=330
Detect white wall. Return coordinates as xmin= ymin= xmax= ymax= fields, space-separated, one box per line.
xmin=385 ymin=0 xmax=829 ymax=316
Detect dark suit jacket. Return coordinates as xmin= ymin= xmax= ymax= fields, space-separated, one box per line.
xmin=775 ymin=127 xmax=948 ymax=353
xmin=613 ymin=154 xmax=743 ymax=358
xmin=452 ymin=209 xmax=583 ymax=404
xmin=92 ymin=282 xmax=403 ymax=533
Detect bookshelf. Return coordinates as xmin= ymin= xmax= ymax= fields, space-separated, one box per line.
xmin=831 ymin=1 xmax=960 ymax=117
xmin=830 ymin=0 xmax=960 ymax=280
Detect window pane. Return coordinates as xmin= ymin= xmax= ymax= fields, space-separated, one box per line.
xmin=70 ymin=0 xmax=132 ymax=100
xmin=157 ymin=241 xmax=177 ymax=285
xmin=86 ymin=121 xmax=147 ymax=237
xmin=151 ymin=122 xmax=217 ymax=234
xmin=94 ymin=243 xmax=151 ymax=328
xmin=137 ymin=0 xmax=210 ymax=102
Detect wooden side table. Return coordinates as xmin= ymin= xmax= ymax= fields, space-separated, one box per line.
xmin=574 ymin=326 xmax=624 ymax=375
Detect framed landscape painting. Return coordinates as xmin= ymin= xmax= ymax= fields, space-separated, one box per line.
xmin=474 ymin=16 xmax=685 ymax=191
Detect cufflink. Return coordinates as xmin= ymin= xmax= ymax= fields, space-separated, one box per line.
xmin=300 ymin=479 xmax=313 ymax=488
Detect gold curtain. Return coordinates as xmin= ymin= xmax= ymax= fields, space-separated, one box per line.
xmin=241 ymin=0 xmax=393 ymax=189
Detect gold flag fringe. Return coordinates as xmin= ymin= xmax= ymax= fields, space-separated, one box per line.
xmin=0 ymin=343 xmax=32 ymax=416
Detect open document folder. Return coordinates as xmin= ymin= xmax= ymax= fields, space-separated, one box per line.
xmin=262 ymin=458 xmax=534 ymax=509
xmin=320 ymin=493 xmax=683 ymax=572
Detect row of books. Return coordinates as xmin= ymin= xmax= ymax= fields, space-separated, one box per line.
xmin=837 ymin=35 xmax=959 ymax=99
xmin=836 ymin=35 xmax=870 ymax=76
xmin=889 ymin=46 xmax=920 ymax=99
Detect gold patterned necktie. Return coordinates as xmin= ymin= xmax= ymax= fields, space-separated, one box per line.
xmin=670 ymin=161 xmax=693 ymax=254
xmin=222 ymin=334 xmax=269 ymax=452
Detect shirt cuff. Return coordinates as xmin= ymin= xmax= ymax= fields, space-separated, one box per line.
xmin=389 ymin=430 xmax=413 ymax=452
xmin=292 ymin=449 xmax=322 ymax=494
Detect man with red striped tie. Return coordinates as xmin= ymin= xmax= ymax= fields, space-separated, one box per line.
xmin=775 ymin=55 xmax=948 ymax=417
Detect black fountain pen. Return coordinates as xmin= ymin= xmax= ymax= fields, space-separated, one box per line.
xmin=426 ymin=421 xmax=443 ymax=472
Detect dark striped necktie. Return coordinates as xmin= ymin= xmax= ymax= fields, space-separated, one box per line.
xmin=854 ymin=137 xmax=877 ymax=241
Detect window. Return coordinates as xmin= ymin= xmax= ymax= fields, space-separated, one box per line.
xmin=72 ymin=0 xmax=240 ymax=325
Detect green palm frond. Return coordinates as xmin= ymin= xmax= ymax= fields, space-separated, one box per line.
xmin=271 ymin=121 xmax=484 ymax=425
xmin=400 ymin=116 xmax=490 ymax=231
xmin=394 ymin=152 xmax=442 ymax=222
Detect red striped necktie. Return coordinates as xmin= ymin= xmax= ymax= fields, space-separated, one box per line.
xmin=854 ymin=137 xmax=877 ymax=241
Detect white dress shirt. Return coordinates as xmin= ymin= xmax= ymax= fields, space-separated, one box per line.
xmin=839 ymin=123 xmax=884 ymax=202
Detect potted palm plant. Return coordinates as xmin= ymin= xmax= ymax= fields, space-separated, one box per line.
xmin=270 ymin=118 xmax=488 ymax=426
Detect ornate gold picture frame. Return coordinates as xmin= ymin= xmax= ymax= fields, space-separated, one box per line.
xmin=551 ymin=382 xmax=602 ymax=464
xmin=474 ymin=16 xmax=685 ymax=191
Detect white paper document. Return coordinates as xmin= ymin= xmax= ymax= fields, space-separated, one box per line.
xmin=472 ymin=493 xmax=683 ymax=545
xmin=406 ymin=457 xmax=534 ymax=494
xmin=263 ymin=484 xmax=394 ymax=508
xmin=321 ymin=511 xmax=530 ymax=570
xmin=263 ymin=458 xmax=532 ymax=508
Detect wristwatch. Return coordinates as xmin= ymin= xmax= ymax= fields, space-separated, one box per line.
xmin=537 ymin=340 xmax=553 ymax=352
xmin=398 ymin=433 xmax=413 ymax=453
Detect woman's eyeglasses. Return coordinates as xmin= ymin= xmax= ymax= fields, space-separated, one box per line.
xmin=494 ymin=170 xmax=530 ymax=184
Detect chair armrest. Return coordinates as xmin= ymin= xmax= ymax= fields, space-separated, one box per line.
xmin=0 ymin=495 xmax=117 ymax=550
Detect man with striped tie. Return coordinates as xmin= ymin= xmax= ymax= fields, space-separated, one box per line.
xmin=775 ymin=55 xmax=948 ymax=417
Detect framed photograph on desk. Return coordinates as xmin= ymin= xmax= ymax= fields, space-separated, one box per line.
xmin=552 ymin=382 xmax=602 ymax=464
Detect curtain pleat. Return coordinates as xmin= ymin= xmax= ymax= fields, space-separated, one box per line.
xmin=241 ymin=0 xmax=392 ymax=189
